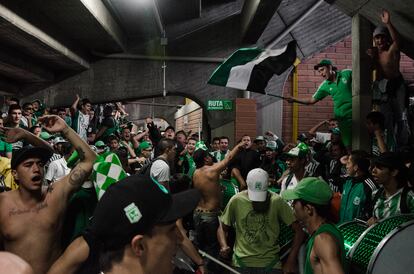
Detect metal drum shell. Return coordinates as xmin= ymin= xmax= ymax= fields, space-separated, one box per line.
xmin=348 ymin=214 xmax=414 ymax=274
xmin=337 ymin=220 xmax=368 ymax=257
xmin=367 ymin=219 xmax=414 ymax=274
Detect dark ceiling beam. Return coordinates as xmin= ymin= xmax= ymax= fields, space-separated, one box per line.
xmin=0 ymin=46 xmax=54 ymax=82
xmin=240 ymin=0 xmax=283 ymax=44
xmin=0 ymin=3 xmax=90 ymax=70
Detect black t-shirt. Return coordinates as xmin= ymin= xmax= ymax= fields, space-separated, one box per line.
xmin=230 ymin=148 xmax=261 ymax=179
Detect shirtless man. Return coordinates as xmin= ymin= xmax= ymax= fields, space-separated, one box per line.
xmin=282 ymin=177 xmax=345 ymax=274
xmin=368 ymin=9 xmax=410 ymax=147
xmin=192 ymin=140 xmax=246 ymax=273
xmin=0 ymin=252 xmax=34 ymax=274
xmin=0 ymin=115 xmax=96 ymax=274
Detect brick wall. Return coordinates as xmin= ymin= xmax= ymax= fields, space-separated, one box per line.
xmin=234 ymin=98 xmax=257 ymax=142
xmin=175 ymin=108 xmax=203 ymax=134
xmin=282 ymin=36 xmax=414 ymax=143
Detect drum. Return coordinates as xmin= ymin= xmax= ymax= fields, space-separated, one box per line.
xmin=348 ymin=214 xmax=414 ymax=274
xmin=337 ymin=220 xmax=368 ymax=256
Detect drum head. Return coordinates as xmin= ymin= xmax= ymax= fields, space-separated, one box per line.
xmin=368 ymin=220 xmax=414 ymax=274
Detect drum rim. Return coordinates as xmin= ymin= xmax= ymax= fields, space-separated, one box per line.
xmin=348 ymin=219 xmax=380 ymax=263
xmin=366 ymin=218 xmax=414 ymax=274
xmin=337 ymin=219 xmax=368 ymax=229
xmin=337 ymin=219 xmax=368 ymax=256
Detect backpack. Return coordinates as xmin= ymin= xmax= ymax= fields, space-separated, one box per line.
xmin=137 ymin=157 xmax=169 ymax=176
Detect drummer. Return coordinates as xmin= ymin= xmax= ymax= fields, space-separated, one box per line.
xmin=282 ymin=177 xmax=345 ymax=274
xmin=368 ymin=152 xmax=414 ymax=225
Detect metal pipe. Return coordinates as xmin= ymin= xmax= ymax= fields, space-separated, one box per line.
xmin=92 ymin=51 xmax=225 ymax=63
xmin=151 ymin=0 xmax=165 ymax=36
xmin=127 ymin=101 xmax=183 ymax=108
xmin=266 ymin=0 xmax=325 ymax=49
xmin=198 ymin=249 xmax=241 ymax=274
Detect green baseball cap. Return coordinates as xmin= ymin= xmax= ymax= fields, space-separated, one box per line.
xmin=40 ymin=131 xmax=52 ymax=140
xmin=137 ymin=141 xmax=152 ymax=154
xmin=330 ymin=127 xmax=341 ymax=135
xmin=281 ymin=177 xmax=333 ymax=205
xmin=314 ymin=59 xmax=333 ymax=70
xmin=284 ymin=142 xmax=309 ymax=158
xmin=95 ymin=140 xmax=105 ymax=147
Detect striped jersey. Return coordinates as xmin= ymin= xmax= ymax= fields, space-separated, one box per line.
xmin=373 ymin=187 xmax=414 ymax=220
xmin=72 ymin=110 xmax=89 ymax=142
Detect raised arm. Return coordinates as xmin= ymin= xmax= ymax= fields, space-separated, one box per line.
xmin=39 ymin=115 xmax=96 ymax=195
xmin=308 ymin=120 xmax=328 ymax=137
xmin=213 ymin=141 xmax=245 ymax=174
xmin=0 ymin=127 xmax=53 ymax=151
xmin=381 ymin=10 xmax=400 ymax=50
xmin=70 ymin=94 xmax=80 ymax=117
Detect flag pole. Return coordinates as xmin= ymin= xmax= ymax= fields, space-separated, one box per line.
xmin=266 ymin=93 xmax=286 ymax=100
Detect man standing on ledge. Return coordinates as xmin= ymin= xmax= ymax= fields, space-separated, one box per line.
xmin=285 ymin=59 xmax=352 ymax=151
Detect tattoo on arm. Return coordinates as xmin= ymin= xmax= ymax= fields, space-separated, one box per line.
xmin=76 ymin=148 xmax=86 ymax=161
xmin=68 ymin=167 xmax=88 ymax=188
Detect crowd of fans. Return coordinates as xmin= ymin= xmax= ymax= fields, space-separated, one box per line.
xmin=0 ymin=8 xmax=413 ymax=274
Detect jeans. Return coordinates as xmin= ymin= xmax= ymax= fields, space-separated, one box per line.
xmin=193 ymin=210 xmax=220 ymax=273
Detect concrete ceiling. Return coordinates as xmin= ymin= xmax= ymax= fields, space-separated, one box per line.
xmin=0 ymin=0 xmax=412 ymax=113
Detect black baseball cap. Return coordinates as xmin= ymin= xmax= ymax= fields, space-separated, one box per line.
xmin=90 ymin=174 xmax=201 ymax=250
xmin=165 ymin=125 xmax=175 ymax=132
xmin=11 ymin=146 xmax=53 ymax=169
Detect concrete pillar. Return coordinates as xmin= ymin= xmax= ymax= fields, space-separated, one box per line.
xmin=351 ymin=14 xmax=372 ymax=150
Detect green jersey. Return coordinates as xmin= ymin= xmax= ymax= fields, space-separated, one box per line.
xmin=313 ymin=69 xmax=352 ymax=120
xmin=305 ymin=223 xmax=345 ymax=274
xmin=372 ymin=187 xmax=414 ymax=220
xmin=220 ymin=191 xmax=295 ymax=269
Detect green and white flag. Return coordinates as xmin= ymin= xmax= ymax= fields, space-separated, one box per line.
xmin=91 ymin=151 xmax=127 ymax=200
xmin=195 ymin=141 xmax=208 ymax=151
xmin=208 ymin=40 xmax=297 ymax=94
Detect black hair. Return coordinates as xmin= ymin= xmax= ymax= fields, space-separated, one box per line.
xmin=22 ymin=102 xmax=33 ymax=109
xmin=297 ymin=199 xmax=334 ymax=221
xmin=187 ymin=136 xmax=197 ymax=143
xmin=175 ymin=130 xmax=187 ymax=138
xmin=107 ymin=135 xmax=119 ymax=143
xmin=212 ymin=137 xmax=220 ymax=143
xmin=103 ymin=105 xmax=114 ymax=117
xmin=81 ymin=98 xmax=91 ymax=106
xmin=9 ymin=97 xmax=19 ymax=104
xmin=8 ymin=104 xmax=21 ymax=115
xmin=350 ymin=150 xmax=371 ymax=174
xmin=29 ymin=125 xmax=41 ymax=133
xmin=193 ymin=149 xmax=210 ymax=168
xmin=99 ymin=247 xmax=125 ymax=273
xmin=169 ymin=173 xmax=191 ymax=194
xmin=157 ymin=138 xmax=175 ymax=155
xmin=57 ymin=107 xmax=66 ymax=113
xmin=219 ymin=136 xmax=229 ymax=142
xmin=61 ymin=142 xmax=73 ymax=156
xmin=366 ymin=111 xmax=385 ymax=130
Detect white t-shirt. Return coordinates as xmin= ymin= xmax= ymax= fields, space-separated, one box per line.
xmin=315 ymin=132 xmax=331 ymax=143
xmin=45 ymin=158 xmax=71 ymax=183
xmin=150 ymin=159 xmax=170 ymax=183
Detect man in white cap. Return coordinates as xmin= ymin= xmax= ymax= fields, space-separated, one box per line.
xmin=218 ymin=168 xmax=305 ymax=274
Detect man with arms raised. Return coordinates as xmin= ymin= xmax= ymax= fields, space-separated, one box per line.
xmin=0 ymin=115 xmax=96 ymax=274
xmin=282 ymin=177 xmax=345 ymax=274
xmin=192 ymin=140 xmax=246 ymax=273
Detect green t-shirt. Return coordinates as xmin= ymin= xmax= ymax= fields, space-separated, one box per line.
xmin=0 ymin=140 xmax=12 ymax=157
xmin=313 ymin=69 xmax=352 ymax=120
xmin=220 ymin=191 xmax=296 ymax=269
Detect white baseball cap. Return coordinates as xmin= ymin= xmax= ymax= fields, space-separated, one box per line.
xmin=246 ymin=168 xmax=269 ymax=202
